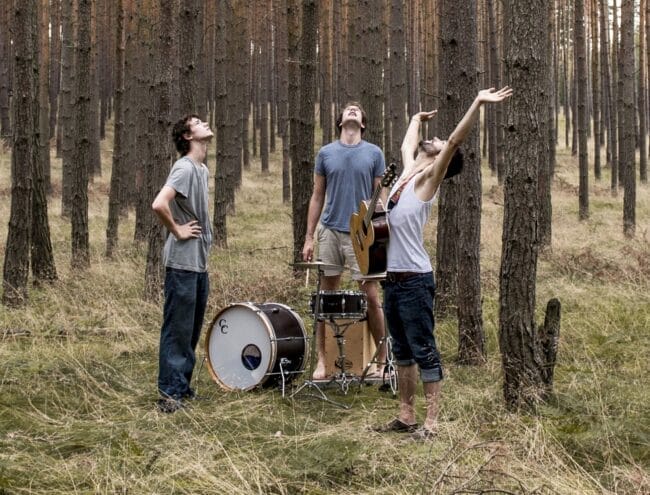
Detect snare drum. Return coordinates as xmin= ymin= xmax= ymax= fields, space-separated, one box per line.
xmin=310 ymin=290 xmax=367 ymax=320
xmin=205 ymin=302 xmax=308 ymax=391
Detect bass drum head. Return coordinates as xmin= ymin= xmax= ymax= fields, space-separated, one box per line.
xmin=205 ymin=303 xmax=276 ymax=391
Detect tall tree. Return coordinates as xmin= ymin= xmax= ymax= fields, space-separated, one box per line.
xmin=0 ymin=0 xmax=11 ymax=138
xmin=611 ymin=0 xmax=621 ymax=193
xmin=38 ymin=0 xmax=51 ymax=191
xmin=31 ymin=0 xmax=57 ymax=284
xmin=273 ymin=0 xmax=290 ymax=203
xmin=499 ymin=0 xmax=547 ymax=410
xmin=620 ymin=0 xmax=636 ymax=237
xmin=49 ymin=0 xmax=62 ymax=142
xmin=575 ymin=0 xmax=589 ymax=220
xmin=436 ymin=0 xmax=461 ymax=319
xmin=3 ymin=0 xmax=38 ymax=306
xmin=106 ymin=0 xmax=126 ymax=258
xmin=388 ymin=0 xmax=407 ymax=168
xmin=590 ymin=0 xmax=602 ymax=180
xmin=59 ymin=0 xmax=75 ymax=215
xmin=144 ymin=0 xmax=175 ymax=300
xmin=179 ymin=0 xmax=201 ymax=113
xmin=638 ymin=0 xmax=648 ymax=185
xmin=355 ymin=0 xmax=383 ymax=148
xmin=319 ymin=0 xmax=333 ymax=145
xmin=452 ymin=0 xmax=485 ymax=365
xmin=599 ymin=0 xmax=615 ymax=172
xmin=291 ymin=0 xmax=316 ymax=264
xmin=70 ymin=0 xmax=93 ymax=269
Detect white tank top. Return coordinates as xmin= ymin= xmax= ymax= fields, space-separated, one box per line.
xmin=386 ymin=177 xmax=436 ymax=272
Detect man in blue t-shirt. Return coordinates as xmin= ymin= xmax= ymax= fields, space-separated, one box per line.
xmin=302 ymin=102 xmax=387 ymax=380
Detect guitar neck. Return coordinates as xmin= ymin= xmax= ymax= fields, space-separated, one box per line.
xmin=363 ymin=186 xmax=382 ymax=228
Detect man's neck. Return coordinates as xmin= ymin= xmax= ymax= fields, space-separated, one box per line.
xmin=339 ymin=125 xmax=362 ymax=146
xmin=186 ymin=143 xmax=207 ymax=164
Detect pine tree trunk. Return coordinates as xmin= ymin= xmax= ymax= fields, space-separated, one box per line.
xmin=590 ymin=0 xmax=602 ymax=180
xmin=106 ymin=0 xmax=126 ymax=259
xmin=620 ymin=0 xmax=636 ymax=237
xmin=0 ymin=1 xmax=11 ymax=138
xmin=31 ymin=0 xmax=57 ymax=284
xmin=273 ymin=0 xmax=290 ymax=203
xmin=611 ymin=0 xmax=621 ymax=193
xmin=59 ymin=0 xmax=75 ymax=216
xmin=3 ymin=0 xmax=37 ymax=306
xmin=357 ymin=0 xmax=383 ymax=149
xmin=638 ymin=0 xmax=648 ymax=185
xmin=500 ymin=0 xmax=546 ymax=410
xmin=389 ymin=0 xmax=407 ymax=170
xmin=144 ymin=0 xmax=175 ymax=301
xmin=70 ymin=0 xmax=92 ymax=269
xmin=436 ymin=0 xmax=461 ymax=319
xmin=319 ymin=0 xmax=332 ymax=145
xmin=49 ymin=0 xmax=61 ymax=142
xmin=575 ymin=0 xmax=589 ymax=220
xmin=291 ymin=0 xmax=316 ymax=264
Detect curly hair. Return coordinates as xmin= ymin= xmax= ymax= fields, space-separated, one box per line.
xmin=171 ymin=114 xmax=200 ymax=156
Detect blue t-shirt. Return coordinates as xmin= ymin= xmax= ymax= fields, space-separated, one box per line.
xmin=315 ymin=140 xmax=385 ymax=233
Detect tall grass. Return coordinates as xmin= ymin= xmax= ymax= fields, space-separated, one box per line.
xmin=0 ymin=134 xmax=648 ymax=494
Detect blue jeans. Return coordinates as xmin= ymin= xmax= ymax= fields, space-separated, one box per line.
xmin=383 ymin=272 xmax=443 ymax=383
xmin=158 ymin=268 xmax=209 ymax=399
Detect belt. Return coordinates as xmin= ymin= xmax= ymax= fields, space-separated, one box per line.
xmin=386 ymin=271 xmax=420 ymax=282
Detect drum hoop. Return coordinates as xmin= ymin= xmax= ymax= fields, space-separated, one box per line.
xmin=313 ymin=290 xmax=365 ymax=296
xmin=205 ymin=302 xmax=307 ymax=391
xmin=205 ymin=302 xmax=277 ymax=392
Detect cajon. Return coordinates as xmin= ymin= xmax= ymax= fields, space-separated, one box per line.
xmin=322 ymin=319 xmax=376 ymax=376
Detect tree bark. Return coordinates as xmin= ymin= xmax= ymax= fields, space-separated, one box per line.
xmin=500 ymin=0 xmax=546 ymax=410
xmin=620 ymin=0 xmax=636 ymax=237
xmin=70 ymin=0 xmax=92 ymax=269
xmin=291 ymin=0 xmax=317 ymax=264
xmin=3 ymin=0 xmax=37 ymax=306
xmin=575 ymin=0 xmax=589 ymax=220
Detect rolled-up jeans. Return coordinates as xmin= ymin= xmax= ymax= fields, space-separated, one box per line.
xmin=158 ymin=267 xmax=209 ymax=399
xmin=383 ymin=272 xmax=443 ymax=383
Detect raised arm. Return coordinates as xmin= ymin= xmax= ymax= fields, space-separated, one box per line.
xmin=417 ymin=86 xmax=512 ymax=198
xmin=432 ymin=87 xmax=512 ymax=177
xmin=400 ymin=110 xmax=437 ymax=172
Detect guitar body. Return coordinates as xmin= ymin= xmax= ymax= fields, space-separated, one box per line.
xmin=350 ymin=199 xmax=390 ymax=275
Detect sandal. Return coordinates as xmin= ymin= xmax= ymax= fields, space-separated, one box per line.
xmin=410 ymin=427 xmax=436 ymax=441
xmin=373 ymin=418 xmax=418 ymax=433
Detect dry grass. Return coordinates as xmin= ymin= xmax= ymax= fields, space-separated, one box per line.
xmin=0 ymin=130 xmax=648 ymax=494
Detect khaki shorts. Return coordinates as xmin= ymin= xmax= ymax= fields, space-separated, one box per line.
xmin=316 ymin=224 xmax=362 ymax=280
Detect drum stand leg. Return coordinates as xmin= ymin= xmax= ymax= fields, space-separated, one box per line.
xmin=289 ymin=324 xmax=349 ymax=409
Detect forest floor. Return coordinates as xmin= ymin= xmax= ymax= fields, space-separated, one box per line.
xmin=0 ymin=134 xmax=648 ymax=494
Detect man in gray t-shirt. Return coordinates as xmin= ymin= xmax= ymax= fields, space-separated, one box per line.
xmin=302 ymin=101 xmax=387 ymax=380
xmin=152 ymin=114 xmax=213 ymax=413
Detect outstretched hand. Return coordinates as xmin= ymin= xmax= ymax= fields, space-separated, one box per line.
xmin=412 ymin=110 xmax=437 ymax=122
xmin=477 ymin=86 xmax=513 ymax=103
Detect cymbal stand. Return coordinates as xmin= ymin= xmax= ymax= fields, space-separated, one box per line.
xmin=290 ymin=267 xmax=349 ymax=409
xmin=359 ymin=334 xmax=397 ymax=395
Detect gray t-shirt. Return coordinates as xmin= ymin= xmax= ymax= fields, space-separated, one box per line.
xmin=315 ymin=140 xmax=385 ymax=233
xmin=162 ymin=157 xmax=212 ymax=272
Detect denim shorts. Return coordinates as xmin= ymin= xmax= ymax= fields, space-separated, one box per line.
xmin=383 ymin=272 xmax=443 ymax=382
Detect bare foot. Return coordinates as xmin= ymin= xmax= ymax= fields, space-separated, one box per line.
xmin=312 ymin=361 xmax=327 ymax=380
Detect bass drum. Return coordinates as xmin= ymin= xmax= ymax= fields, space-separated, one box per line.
xmin=205 ymin=302 xmax=308 ymax=391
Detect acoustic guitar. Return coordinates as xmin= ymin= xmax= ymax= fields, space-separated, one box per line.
xmin=350 ymin=163 xmax=397 ymax=275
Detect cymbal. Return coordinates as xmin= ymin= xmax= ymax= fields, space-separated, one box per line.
xmin=291 ymin=261 xmax=344 ymax=271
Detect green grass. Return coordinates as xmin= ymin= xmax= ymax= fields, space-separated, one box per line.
xmin=0 ymin=130 xmax=648 ymax=494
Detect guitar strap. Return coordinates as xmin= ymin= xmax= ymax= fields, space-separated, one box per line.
xmin=387 ymin=170 xmax=422 ymax=211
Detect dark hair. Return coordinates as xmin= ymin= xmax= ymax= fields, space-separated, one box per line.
xmin=335 ymin=101 xmax=367 ymax=136
xmin=172 ymin=113 xmax=200 ymax=156
xmin=443 ymin=148 xmax=464 ymax=180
